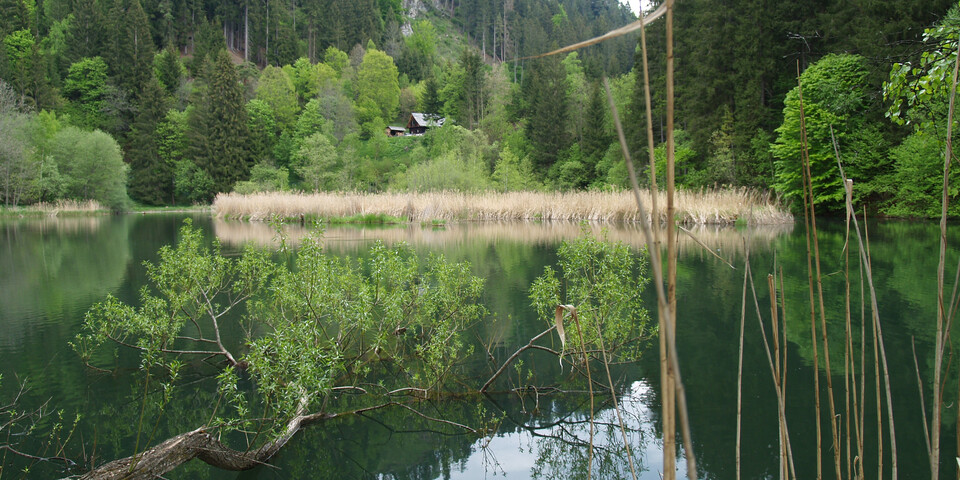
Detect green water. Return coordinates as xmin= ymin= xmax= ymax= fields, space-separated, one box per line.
xmin=0 ymin=215 xmax=956 ymax=479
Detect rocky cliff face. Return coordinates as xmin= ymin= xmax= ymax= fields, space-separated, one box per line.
xmin=401 ymin=0 xmax=430 ymax=19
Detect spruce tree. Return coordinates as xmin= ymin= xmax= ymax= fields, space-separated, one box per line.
xmin=581 ymin=81 xmax=609 ymax=170
xmin=155 ymin=44 xmax=182 ymax=95
xmin=524 ymin=55 xmax=569 ymax=174
xmin=421 ymin=77 xmax=441 ymax=114
xmin=120 ymin=0 xmax=154 ymax=98
xmin=69 ymin=0 xmax=105 ymax=60
xmin=127 ymin=75 xmax=171 ymax=205
xmin=188 ymin=49 xmax=250 ymax=197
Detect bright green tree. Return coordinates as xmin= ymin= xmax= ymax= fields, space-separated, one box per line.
xmin=256 ymin=65 xmax=299 ymax=129
xmin=772 ymin=54 xmax=888 ymax=211
xmin=153 ymin=45 xmax=183 ymax=95
xmin=62 ymin=56 xmax=108 ymax=130
xmin=48 ymin=126 xmax=130 ymax=210
xmin=246 ymin=99 xmax=278 ymax=164
xmin=288 ymin=57 xmax=320 ymax=103
xmin=294 ymin=132 xmax=339 ymax=191
xmin=3 ymin=29 xmax=34 ymax=104
xmin=357 ymin=47 xmax=400 ymax=121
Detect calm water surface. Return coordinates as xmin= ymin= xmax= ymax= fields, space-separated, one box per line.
xmin=0 ymin=214 xmax=957 ymax=479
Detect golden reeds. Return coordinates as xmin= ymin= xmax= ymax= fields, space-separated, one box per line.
xmin=212 ymin=189 xmax=792 ymax=225
xmin=34 ymin=199 xmax=104 ymax=214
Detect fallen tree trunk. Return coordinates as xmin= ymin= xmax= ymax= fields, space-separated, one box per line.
xmin=72 ymin=408 xmax=338 ymax=479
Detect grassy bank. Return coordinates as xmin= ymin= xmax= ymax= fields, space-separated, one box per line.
xmin=212 ymin=189 xmax=793 ymax=225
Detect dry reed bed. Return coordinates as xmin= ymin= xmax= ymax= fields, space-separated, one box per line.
xmin=213 ymin=190 xmax=793 ymax=225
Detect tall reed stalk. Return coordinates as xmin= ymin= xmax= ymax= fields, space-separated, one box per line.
xmin=932 ymin=39 xmax=960 ymax=480
xmin=605 ymin=2 xmax=697 ymax=471
xmin=744 ymin=257 xmax=797 ymax=479
xmin=795 ymin=62 xmax=823 ymax=480
xmin=736 ymin=245 xmax=748 ymax=480
xmin=664 ymin=1 xmax=679 ymax=477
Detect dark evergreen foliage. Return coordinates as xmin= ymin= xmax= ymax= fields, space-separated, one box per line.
xmin=128 ymin=75 xmax=171 ymax=205
xmin=187 ymin=49 xmax=250 ymax=197
xmin=524 ymin=55 xmax=569 ymax=174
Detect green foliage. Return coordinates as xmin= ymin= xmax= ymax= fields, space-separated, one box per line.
xmin=457 ymin=49 xmax=485 ymax=129
xmin=772 ymin=54 xmax=887 ymax=211
xmin=551 ymin=144 xmax=590 ymax=190
xmin=882 ymin=7 xmax=960 ymax=218
xmin=48 ymin=126 xmax=129 ymax=209
xmin=256 ymin=65 xmax=300 ymax=129
xmin=3 ymin=29 xmax=35 ymax=99
xmin=156 ymin=108 xmax=188 ymax=179
xmin=62 ymin=56 xmax=108 ymax=130
xmin=78 ymin=221 xmax=487 ymax=440
xmin=357 ymin=47 xmax=400 ymax=121
xmin=117 ymin=0 xmax=153 ymax=97
xmin=653 ymin=129 xmax=698 ymax=187
xmin=188 ymin=50 xmax=250 ymax=196
xmin=323 ymin=46 xmax=348 ymax=76
xmin=883 ymin=130 xmax=960 ymax=217
xmin=492 ymin=146 xmax=540 ymax=192
xmin=173 ymin=159 xmax=214 ymax=204
xmin=288 ymin=57 xmax=321 ymax=103
xmin=525 ymin=56 xmax=570 ymax=173
xmin=530 ymin=228 xmax=652 ymax=362
xmin=885 ymin=6 xmax=960 ymax=130
xmin=399 ymin=20 xmax=436 ymax=82
xmin=707 ymin=106 xmax=736 ymax=185
xmin=153 ymin=45 xmax=183 ymax=95
xmin=127 ymin=76 xmax=170 ymax=206
xmin=246 ymin=99 xmax=278 ymax=164
xmin=233 ymin=162 xmax=290 ymax=194
xmin=294 ymin=132 xmax=339 ymax=191
xmin=0 ymin=110 xmax=59 ymax=205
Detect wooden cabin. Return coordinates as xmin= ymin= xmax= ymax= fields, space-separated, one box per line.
xmin=385 ymin=126 xmax=406 ymax=137
xmin=407 ymin=113 xmax=446 ymax=135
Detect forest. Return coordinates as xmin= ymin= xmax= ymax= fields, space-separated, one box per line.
xmin=0 ymin=0 xmax=958 ymax=216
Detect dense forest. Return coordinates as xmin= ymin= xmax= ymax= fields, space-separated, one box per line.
xmin=0 ymin=0 xmax=957 ymax=216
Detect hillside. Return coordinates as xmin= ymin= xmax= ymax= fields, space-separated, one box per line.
xmin=2 ymin=0 xmax=960 ymax=218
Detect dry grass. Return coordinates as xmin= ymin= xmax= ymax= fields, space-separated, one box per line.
xmin=35 ymin=199 xmax=105 ymax=214
xmin=213 ymin=189 xmax=792 ymax=225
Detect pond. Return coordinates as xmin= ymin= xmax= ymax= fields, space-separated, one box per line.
xmin=0 ymin=214 xmax=957 ymax=479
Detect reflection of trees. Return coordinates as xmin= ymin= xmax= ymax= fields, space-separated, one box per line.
xmin=0 ymin=216 xmax=132 ymax=348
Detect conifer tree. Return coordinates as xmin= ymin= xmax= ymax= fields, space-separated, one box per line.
xmin=421 ymin=76 xmax=441 ymax=114
xmin=581 ymin=81 xmax=609 ymax=167
xmin=524 ymin=55 xmax=569 ymax=173
xmin=127 ymin=75 xmax=170 ymax=205
xmin=120 ymin=0 xmax=154 ymax=98
xmin=69 ymin=0 xmax=105 ymax=60
xmin=154 ymin=44 xmax=182 ymax=95
xmin=187 ymin=49 xmax=251 ymax=197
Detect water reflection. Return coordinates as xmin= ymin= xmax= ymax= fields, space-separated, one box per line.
xmin=2 ymin=215 xmax=956 ymax=479
xmin=213 ymin=219 xmax=792 ymax=257
xmin=0 ymin=216 xmax=131 ymax=349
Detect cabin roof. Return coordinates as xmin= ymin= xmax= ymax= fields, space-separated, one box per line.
xmin=408 ymin=113 xmax=446 ymax=128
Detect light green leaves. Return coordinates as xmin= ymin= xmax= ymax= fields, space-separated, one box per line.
xmin=530 ymin=228 xmax=652 ymax=363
